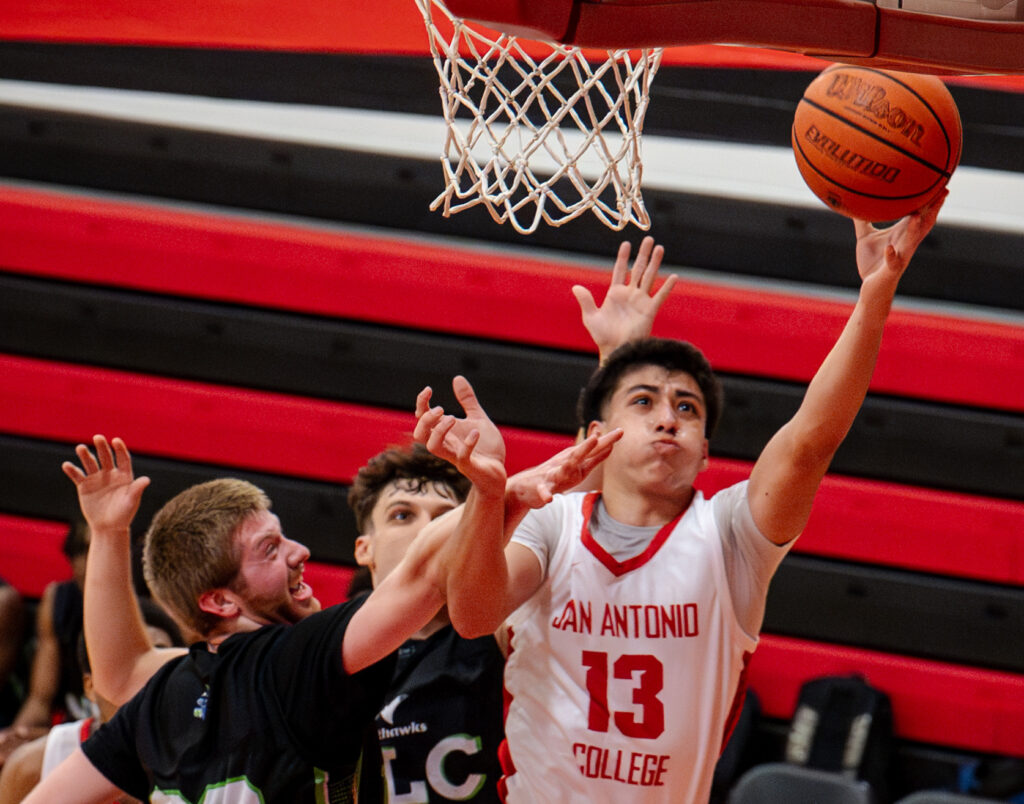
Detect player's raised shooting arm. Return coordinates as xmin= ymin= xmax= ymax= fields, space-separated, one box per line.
xmin=62 ymin=436 xmax=184 ymax=705
xmin=748 ymin=192 xmax=946 ymax=545
xmin=415 ymin=377 xmax=621 ymax=637
xmin=410 ymin=376 xmax=513 ymax=637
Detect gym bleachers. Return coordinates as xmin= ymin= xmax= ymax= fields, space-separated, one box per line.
xmin=0 ymin=3 xmax=1022 ymax=796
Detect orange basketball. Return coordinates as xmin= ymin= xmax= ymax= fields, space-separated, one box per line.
xmin=792 ymin=64 xmax=962 ymax=222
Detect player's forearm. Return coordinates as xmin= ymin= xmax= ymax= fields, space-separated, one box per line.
xmin=445 ymin=488 xmax=512 ymax=637
xmin=402 ymin=504 xmax=469 ymax=591
xmin=502 ymin=489 xmax=539 ymax=546
xmin=791 ymin=284 xmax=893 ymax=455
xmin=22 ymin=747 xmax=121 ymax=804
xmin=83 ymin=529 xmax=156 ymax=705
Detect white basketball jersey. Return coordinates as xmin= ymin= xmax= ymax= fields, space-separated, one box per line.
xmin=502 ymin=490 xmax=757 ymax=803
xmin=42 ymin=718 xmax=92 ymax=778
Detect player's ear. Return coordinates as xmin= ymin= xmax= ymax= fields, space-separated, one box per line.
xmin=197 ymin=588 xmax=238 ymax=620
xmin=82 ymin=672 xmax=96 ymax=703
xmin=585 ymin=420 xmax=605 ymax=439
xmin=700 ymin=438 xmax=710 ymax=472
xmin=353 ymin=534 xmax=373 ymax=568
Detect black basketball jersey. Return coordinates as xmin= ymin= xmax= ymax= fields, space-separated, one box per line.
xmin=82 ymin=598 xmax=395 ymax=803
xmin=361 ymin=626 xmax=505 ymax=803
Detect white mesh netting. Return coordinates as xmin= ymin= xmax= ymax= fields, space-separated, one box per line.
xmin=416 ymin=0 xmax=664 ymax=233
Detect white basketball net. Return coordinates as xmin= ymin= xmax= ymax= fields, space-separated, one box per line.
xmin=415 ymin=0 xmax=664 ymax=234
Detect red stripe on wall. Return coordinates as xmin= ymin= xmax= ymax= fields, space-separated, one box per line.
xmin=0 ymin=510 xmax=354 ymax=606
xmin=0 ymin=353 xmax=568 ymax=482
xmin=699 ymin=464 xmax=1024 ymax=587
xmin=4 ymin=353 xmax=1023 ymax=586
xmin=750 ymin=634 xmax=1024 ymax=757
xmin=0 ymin=513 xmax=71 ymax=598
xmin=2 ymin=185 xmax=1021 ymax=414
xmin=301 ymin=561 xmax=357 ymax=609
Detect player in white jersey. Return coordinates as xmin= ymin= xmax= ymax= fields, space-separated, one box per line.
xmin=413 ymin=191 xmax=947 ymax=802
xmin=503 ymin=481 xmax=778 ymax=802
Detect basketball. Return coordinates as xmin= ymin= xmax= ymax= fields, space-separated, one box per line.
xmin=792 ymin=64 xmax=962 ymax=222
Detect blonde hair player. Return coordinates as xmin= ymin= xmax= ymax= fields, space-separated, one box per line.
xmin=24 ymin=237 xmax=663 ymax=804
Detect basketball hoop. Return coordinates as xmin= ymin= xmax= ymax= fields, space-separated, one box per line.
xmin=415 ymin=0 xmax=664 ymax=234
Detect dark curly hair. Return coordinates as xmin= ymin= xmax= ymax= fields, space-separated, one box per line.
xmin=577 ymin=337 xmax=724 ymax=438
xmin=347 ymin=443 xmax=470 ymax=533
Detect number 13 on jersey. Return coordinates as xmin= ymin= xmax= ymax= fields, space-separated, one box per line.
xmin=582 ymin=650 xmax=665 ymax=739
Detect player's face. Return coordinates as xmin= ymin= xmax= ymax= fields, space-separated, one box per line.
xmin=589 ymin=365 xmax=709 ymax=497
xmin=354 ymin=480 xmax=460 ymax=588
xmin=230 ymin=510 xmax=320 ymax=625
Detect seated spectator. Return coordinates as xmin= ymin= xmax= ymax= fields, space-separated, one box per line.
xmin=0 ymin=522 xmax=91 ymax=767
xmin=0 ymin=598 xmax=184 ymax=804
xmin=0 ymin=582 xmax=25 ymax=728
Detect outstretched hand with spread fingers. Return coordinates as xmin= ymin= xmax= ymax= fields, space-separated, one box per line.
xmin=854 ymin=189 xmax=947 ymax=288
xmin=61 ymin=435 xmax=150 ymax=536
xmin=414 ymin=376 xmax=507 ymax=498
xmin=572 ymin=236 xmax=677 ymax=364
xmin=507 ymin=429 xmax=623 ymax=512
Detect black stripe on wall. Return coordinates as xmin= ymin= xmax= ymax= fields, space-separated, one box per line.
xmin=0 ymin=106 xmax=1022 ymax=310
xmin=2 ymin=273 xmax=1022 ymax=499
xmin=0 ymin=45 xmax=1021 ymax=172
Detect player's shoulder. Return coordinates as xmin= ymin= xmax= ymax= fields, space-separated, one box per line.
xmin=517 ymin=491 xmax=589 ymax=542
xmin=705 ymin=479 xmax=750 ymax=513
xmin=545 ymin=490 xmax=590 ymax=517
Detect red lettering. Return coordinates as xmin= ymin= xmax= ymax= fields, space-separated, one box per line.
xmin=599 ymin=746 xmax=613 ymax=780
xmin=572 ymin=742 xmax=586 ymax=776
xmin=612 ymin=747 xmax=627 ymax=783
xmin=643 ymin=605 xmax=660 ymax=638
xmin=562 ymin=600 xmax=577 ymax=632
xmin=627 ymin=751 xmax=644 ymax=785
xmin=654 ymin=754 xmax=669 ymax=786
xmin=661 ymin=605 xmax=678 ymax=637
xmin=572 ymin=743 xmax=670 ymax=786
xmin=582 ymin=651 xmax=610 ymax=732
xmin=684 ymin=602 xmax=699 ymax=636
xmin=613 ymin=654 xmax=665 ymax=739
xmin=629 ymin=604 xmax=642 ymax=636
xmin=614 ymin=605 xmax=628 ymax=636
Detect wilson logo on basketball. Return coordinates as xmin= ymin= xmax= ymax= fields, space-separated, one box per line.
xmin=791 ymin=64 xmax=961 ymax=221
xmin=825 ymin=73 xmax=925 ymax=145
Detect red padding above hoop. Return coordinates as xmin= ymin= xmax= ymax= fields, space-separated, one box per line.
xmin=445 ymin=0 xmax=1024 ymax=75
xmin=443 ymin=0 xmax=574 ymax=42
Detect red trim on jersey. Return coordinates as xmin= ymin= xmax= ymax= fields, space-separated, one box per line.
xmin=719 ymin=651 xmax=753 ymax=755
xmin=579 ymin=492 xmax=688 ymax=577
xmin=78 ymin=717 xmax=95 ymax=744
